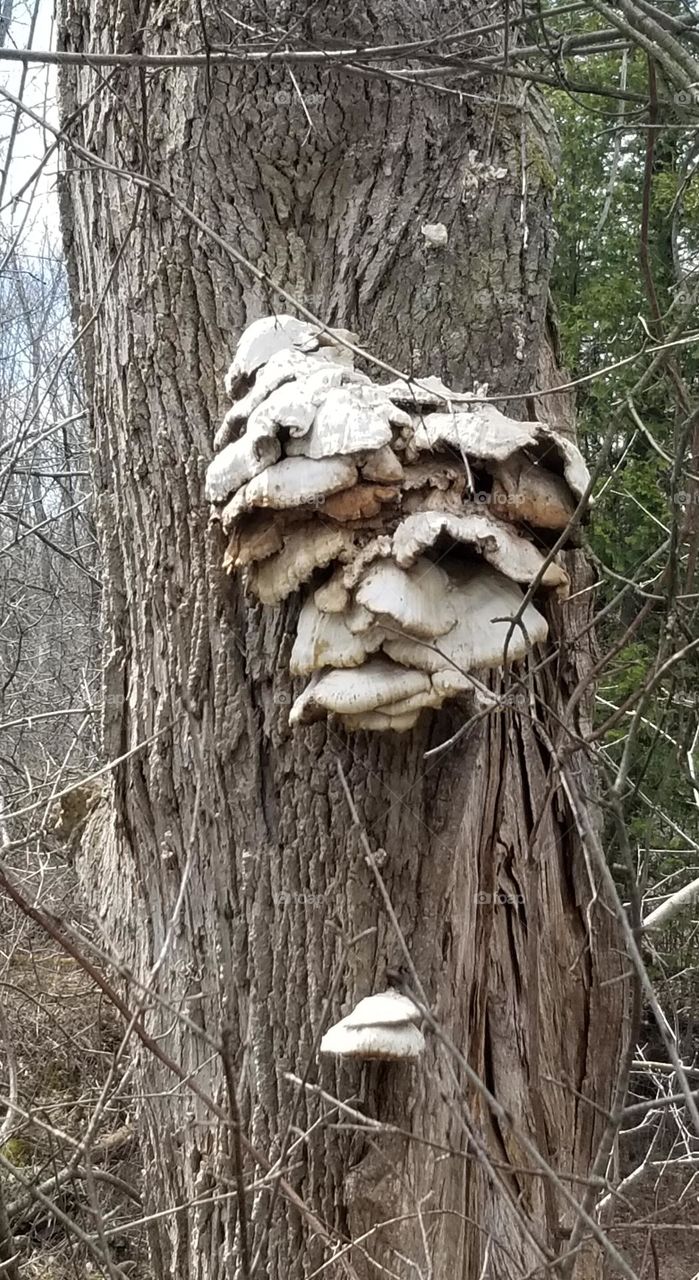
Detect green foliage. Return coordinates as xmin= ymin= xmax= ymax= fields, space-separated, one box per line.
xmin=0 ymin=1136 xmax=29 ymax=1166
xmin=549 ymin=53 xmax=699 ymax=946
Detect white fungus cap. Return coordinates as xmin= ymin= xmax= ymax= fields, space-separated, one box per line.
xmin=320 ymin=990 xmax=425 ymax=1061
xmin=380 ymin=373 xmax=474 ymax=408
xmin=285 ymin=384 xmax=410 ymax=459
xmin=391 ymin=509 xmax=569 ymax=592
xmin=208 ymin=316 xmax=592 ymax=734
xmin=224 ymin=315 xmax=319 ymax=392
xmin=223 ymin=315 xmax=357 ymax=394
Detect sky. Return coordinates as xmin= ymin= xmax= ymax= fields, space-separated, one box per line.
xmin=1 ymin=0 xmax=61 ymax=256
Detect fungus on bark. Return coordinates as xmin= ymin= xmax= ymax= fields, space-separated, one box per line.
xmin=206 ymin=315 xmax=591 ymax=731
xmin=420 ymin=222 xmax=449 ymax=247
xmin=319 ymin=990 xmax=425 ymax=1061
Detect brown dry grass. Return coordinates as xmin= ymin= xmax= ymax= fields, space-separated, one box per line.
xmin=1 ymin=876 xmax=150 ymax=1279
xmin=605 ymin=1164 xmax=699 ymax=1280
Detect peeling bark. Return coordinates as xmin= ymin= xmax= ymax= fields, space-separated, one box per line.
xmin=58 ymin=2 xmax=629 ymax=1276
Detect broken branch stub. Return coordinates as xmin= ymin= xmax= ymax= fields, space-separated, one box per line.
xmin=206 ymin=316 xmax=591 ymax=732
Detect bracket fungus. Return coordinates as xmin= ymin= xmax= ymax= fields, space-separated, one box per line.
xmin=320 ymin=990 xmax=425 ymax=1061
xmin=206 ymin=314 xmax=591 ymax=732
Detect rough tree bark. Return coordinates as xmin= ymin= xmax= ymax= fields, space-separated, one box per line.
xmin=57 ymin=3 xmax=630 ymax=1277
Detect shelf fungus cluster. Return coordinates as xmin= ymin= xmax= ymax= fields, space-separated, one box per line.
xmin=206 ymin=315 xmax=591 ymax=732
xmin=320 ymin=990 xmax=425 ymax=1061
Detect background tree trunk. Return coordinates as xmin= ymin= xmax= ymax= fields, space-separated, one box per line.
xmin=57 ymin=3 xmax=630 ymax=1276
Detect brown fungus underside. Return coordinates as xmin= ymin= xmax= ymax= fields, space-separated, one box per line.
xmin=205 ymin=315 xmax=591 ymax=731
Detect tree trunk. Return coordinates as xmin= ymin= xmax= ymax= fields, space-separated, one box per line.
xmin=57 ymin=4 xmax=629 ymax=1276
